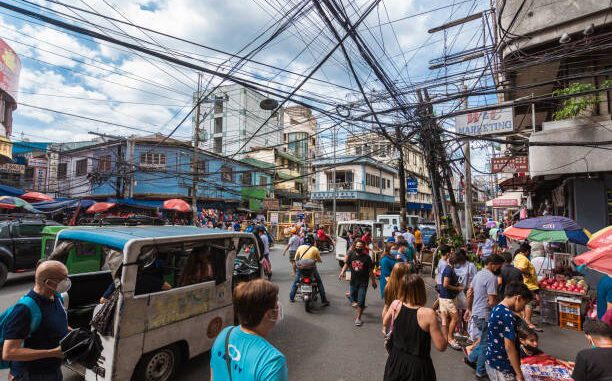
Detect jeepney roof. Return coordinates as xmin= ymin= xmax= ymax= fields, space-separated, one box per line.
xmin=337 ymin=220 xmax=380 ymax=225
xmin=56 ymin=226 xmax=249 ymax=250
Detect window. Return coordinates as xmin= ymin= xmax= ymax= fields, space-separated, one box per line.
xmin=214 ymin=98 xmax=224 ymax=114
xmin=98 ymin=155 xmax=112 ymax=172
xmin=387 ymin=179 xmax=391 ymax=188
xmin=221 ymin=166 xmax=233 ymax=182
xmin=213 ymin=137 xmax=222 ymax=153
xmin=76 ymin=159 xmax=88 ymax=177
xmin=140 ymin=153 xmax=166 ymax=170
xmin=24 ymin=167 xmax=34 ymax=180
xmin=58 ymin=163 xmax=67 ymax=179
xmin=355 ymin=146 xmax=362 ymax=155
xmin=242 ymin=172 xmax=252 ymax=185
xmin=18 ymin=224 xmax=43 ymax=237
xmin=259 ymin=176 xmax=268 ymax=186
xmin=214 ymin=117 xmax=223 ymax=133
xmin=382 ymin=177 xmax=386 ymax=189
xmin=197 ymin=160 xmax=208 ymax=175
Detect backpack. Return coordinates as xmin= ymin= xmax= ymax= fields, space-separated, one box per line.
xmin=0 ymin=295 xmax=42 ymax=369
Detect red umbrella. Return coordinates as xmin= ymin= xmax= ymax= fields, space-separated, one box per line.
xmin=587 ymin=226 xmax=612 ymax=249
xmin=86 ymin=202 xmax=116 ymax=214
xmin=573 ymin=245 xmax=612 ymax=276
xmin=163 ymin=199 xmax=191 ymax=213
xmin=21 ymin=191 xmax=53 ymax=202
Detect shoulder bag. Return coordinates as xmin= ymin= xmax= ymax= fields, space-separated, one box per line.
xmin=384 ymin=299 xmax=402 ymax=353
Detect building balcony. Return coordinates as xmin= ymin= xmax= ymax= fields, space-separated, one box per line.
xmin=529 ymin=117 xmax=612 ymax=177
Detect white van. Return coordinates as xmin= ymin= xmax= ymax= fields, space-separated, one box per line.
xmin=335 ymin=220 xmax=384 ymax=266
xmin=377 ymin=214 xmax=423 ymax=237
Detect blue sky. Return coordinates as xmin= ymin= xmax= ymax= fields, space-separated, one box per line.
xmin=1 ymin=0 xmax=493 ymax=170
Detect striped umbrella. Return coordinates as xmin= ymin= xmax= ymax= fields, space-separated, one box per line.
xmin=503 ymin=215 xmax=590 ymax=245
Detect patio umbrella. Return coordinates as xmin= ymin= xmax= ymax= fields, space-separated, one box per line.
xmin=163 ymin=199 xmax=191 ymax=213
xmin=486 ymin=219 xmax=499 ymax=229
xmin=573 ymin=245 xmax=612 ymax=276
xmin=503 ymin=215 xmax=590 ymax=245
xmin=21 ymin=191 xmax=53 ymax=202
xmin=0 ymin=196 xmax=41 ymax=213
xmin=85 ymin=202 xmax=116 ymax=214
xmin=587 ymin=226 xmax=612 ymax=249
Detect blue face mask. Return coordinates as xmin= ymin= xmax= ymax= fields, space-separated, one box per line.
xmin=390 ymin=250 xmax=399 ymax=256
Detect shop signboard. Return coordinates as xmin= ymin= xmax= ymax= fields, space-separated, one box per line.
xmin=0 ymin=163 xmax=24 ymax=174
xmin=406 ymin=178 xmax=418 ymax=194
xmin=0 ymin=38 xmax=21 ymax=102
xmin=28 ymin=157 xmax=47 ymax=167
xmin=455 ymin=107 xmax=513 ymax=136
xmin=263 ymin=198 xmax=280 ymax=211
xmin=492 ymin=198 xmax=519 ymax=207
xmin=491 ymin=156 xmax=528 ymax=174
xmin=0 ymin=136 xmax=11 ymax=161
xmin=269 ymin=212 xmax=279 ymax=224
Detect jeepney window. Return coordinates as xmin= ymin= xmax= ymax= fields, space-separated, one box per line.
xmin=337 ymin=224 xmax=350 ymax=237
xmin=374 ymin=224 xmax=383 ymax=237
xmin=378 ymin=218 xmax=390 ymax=225
xmin=43 ymin=238 xmax=55 ymax=258
xmin=75 ymin=242 xmax=97 ymax=257
xmin=136 ymin=238 xmax=230 ymax=294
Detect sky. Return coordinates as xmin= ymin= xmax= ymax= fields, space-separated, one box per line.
xmin=0 ymin=0 xmax=493 ymax=169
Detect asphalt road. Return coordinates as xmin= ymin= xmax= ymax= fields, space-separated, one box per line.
xmin=0 ymin=247 xmax=587 ymax=381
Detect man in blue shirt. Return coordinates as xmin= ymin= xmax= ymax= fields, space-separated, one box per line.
xmin=3 ymin=260 xmax=69 ymax=381
xmin=485 ymin=281 xmax=533 ymax=381
xmin=210 ymin=279 xmax=288 ymax=381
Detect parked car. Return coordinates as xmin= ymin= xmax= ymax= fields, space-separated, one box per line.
xmin=0 ymin=218 xmax=61 ymax=287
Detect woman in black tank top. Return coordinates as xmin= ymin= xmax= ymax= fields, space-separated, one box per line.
xmin=382 ymin=274 xmax=449 ymax=381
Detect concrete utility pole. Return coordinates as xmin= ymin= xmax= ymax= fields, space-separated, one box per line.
xmin=192 ymin=73 xmax=202 ymax=226
xmin=463 ymin=85 xmax=473 ymax=242
xmin=332 ymin=125 xmax=337 ymax=230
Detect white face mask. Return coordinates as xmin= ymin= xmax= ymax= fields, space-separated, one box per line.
xmin=47 ymin=278 xmax=72 ymax=293
xmin=270 ymin=301 xmax=284 ymax=324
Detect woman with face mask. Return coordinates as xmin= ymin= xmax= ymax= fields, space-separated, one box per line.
xmin=380 ymin=243 xmax=401 ymax=299
xmin=210 ymin=279 xmax=288 ymax=381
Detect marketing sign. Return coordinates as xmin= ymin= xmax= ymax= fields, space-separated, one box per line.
xmin=0 ymin=38 xmax=21 ymax=102
xmin=492 ymin=198 xmax=519 ymax=207
xmin=491 ymin=156 xmax=528 ymax=174
xmin=0 ymin=163 xmax=24 ymax=174
xmin=455 ymin=107 xmax=513 ymax=136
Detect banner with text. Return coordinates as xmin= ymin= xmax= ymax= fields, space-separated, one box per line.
xmin=455 ymin=107 xmax=513 ymax=136
xmin=491 ymin=156 xmax=528 ymax=174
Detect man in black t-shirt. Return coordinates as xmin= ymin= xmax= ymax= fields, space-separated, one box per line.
xmin=499 ymin=251 xmax=523 ymax=299
xmin=339 ymin=239 xmax=377 ymax=327
xmin=572 ymin=319 xmax=612 ymax=381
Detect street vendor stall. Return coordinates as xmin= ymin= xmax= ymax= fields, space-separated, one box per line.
xmin=504 ymin=216 xmax=595 ymax=331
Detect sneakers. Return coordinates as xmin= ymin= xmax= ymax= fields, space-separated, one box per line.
xmin=321 ymin=301 xmax=330 ymax=307
xmin=354 ymin=319 xmax=363 ymax=327
xmin=449 ymin=340 xmax=462 ymax=351
xmin=351 ymin=302 xmax=359 ymax=308
xmin=463 ymin=357 xmax=476 ymax=370
xmin=475 ymin=374 xmax=490 ymax=381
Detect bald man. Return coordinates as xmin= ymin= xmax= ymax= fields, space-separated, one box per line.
xmin=3 ymin=260 xmax=69 ymax=381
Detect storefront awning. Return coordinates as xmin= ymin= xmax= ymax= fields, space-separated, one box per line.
xmin=486 ymin=191 xmax=523 ymax=209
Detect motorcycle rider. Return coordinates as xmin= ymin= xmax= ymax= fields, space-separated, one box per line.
xmin=316 ymin=225 xmax=331 ymax=247
xmin=289 ymin=234 xmax=331 ymax=306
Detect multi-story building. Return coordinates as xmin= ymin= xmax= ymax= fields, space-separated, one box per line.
xmin=496 ymin=0 xmax=612 ymax=231
xmin=310 ymin=156 xmax=397 ymax=220
xmin=0 ymin=141 xmax=50 ymax=192
xmin=196 ymin=84 xmax=282 ymax=159
xmin=243 ymin=147 xmax=305 ymax=208
xmin=48 ymin=134 xmax=274 ymax=212
xmin=281 ymin=105 xmax=317 ymax=192
xmin=345 ymin=132 xmax=433 ymax=217
xmin=0 ymin=38 xmax=21 ymax=164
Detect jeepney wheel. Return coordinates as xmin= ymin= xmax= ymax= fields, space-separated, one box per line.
xmin=0 ymin=262 xmax=7 ymax=288
xmin=134 ymin=345 xmax=179 ymax=381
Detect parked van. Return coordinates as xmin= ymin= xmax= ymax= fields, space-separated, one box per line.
xmin=376 ymin=214 xmax=423 ymax=237
xmin=50 ymin=226 xmax=259 ymax=381
xmin=335 ymin=220 xmax=384 ymax=266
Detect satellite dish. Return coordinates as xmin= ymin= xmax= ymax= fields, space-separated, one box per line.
xmin=260 ymin=98 xmax=278 ymax=110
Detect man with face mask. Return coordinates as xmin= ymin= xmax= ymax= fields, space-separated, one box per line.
xmin=339 ymin=239 xmax=377 ymax=327
xmin=210 ymin=279 xmax=288 ymax=381
xmin=571 ymin=319 xmax=612 ymax=381
xmin=2 ymin=260 xmax=69 ymax=381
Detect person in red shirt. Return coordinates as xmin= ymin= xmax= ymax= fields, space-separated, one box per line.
xmin=361 ymin=228 xmax=372 ymax=245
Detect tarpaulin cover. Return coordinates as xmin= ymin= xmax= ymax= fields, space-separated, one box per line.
xmin=106 ymin=198 xmax=163 ymax=209
xmin=0 ymin=184 xmax=25 ymax=197
xmin=32 ymin=199 xmax=96 ymax=213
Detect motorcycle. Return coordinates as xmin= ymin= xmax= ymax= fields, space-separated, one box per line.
xmin=295 ymin=264 xmax=319 ymax=313
xmin=315 ymin=237 xmax=335 ymax=253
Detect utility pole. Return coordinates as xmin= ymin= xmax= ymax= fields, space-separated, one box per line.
xmin=463 ymin=85 xmax=473 ymax=242
xmin=396 ymin=128 xmax=407 ymax=229
xmin=192 ymin=73 xmax=202 ymax=226
xmin=332 ymin=125 xmax=337 ymax=229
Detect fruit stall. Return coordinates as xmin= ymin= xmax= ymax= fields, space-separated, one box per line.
xmin=538 ymin=253 xmax=591 ymax=331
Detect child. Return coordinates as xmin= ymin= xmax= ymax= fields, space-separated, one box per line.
xmin=518 ymin=322 xmax=542 ymax=358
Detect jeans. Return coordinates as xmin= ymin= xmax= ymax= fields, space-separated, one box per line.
xmin=12 ymin=368 xmax=63 ymax=381
xmin=468 ymin=316 xmax=489 ymax=377
xmin=349 ymin=283 xmax=368 ymax=308
xmin=486 ymin=364 xmax=517 ymax=381
xmin=289 ymin=269 xmax=327 ymax=302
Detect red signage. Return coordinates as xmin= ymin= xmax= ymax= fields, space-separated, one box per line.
xmin=492 ymin=198 xmax=519 ymax=207
xmin=0 ymin=38 xmax=21 ymax=102
xmin=491 ymin=156 xmax=528 ymax=174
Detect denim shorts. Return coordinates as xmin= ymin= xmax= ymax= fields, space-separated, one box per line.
xmin=11 ymin=368 xmax=63 ymax=381
xmin=350 ymin=283 xmax=368 ymax=308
